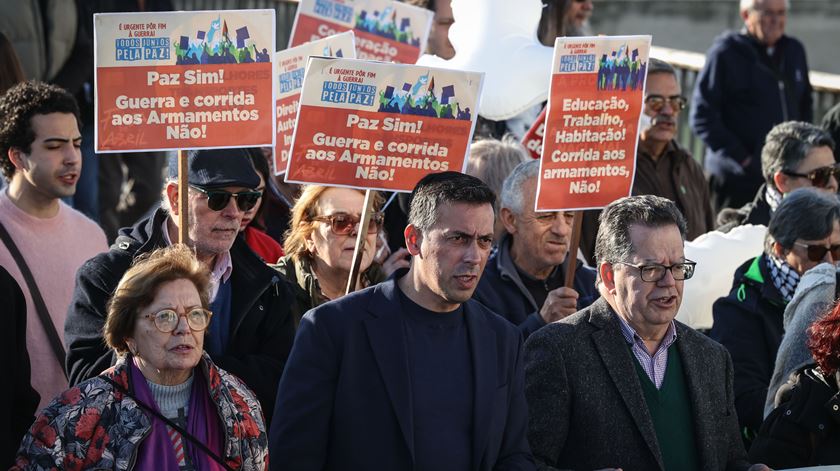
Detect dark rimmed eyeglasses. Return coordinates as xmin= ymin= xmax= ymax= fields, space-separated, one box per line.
xmin=613 ymin=260 xmax=697 ymax=282
xmin=191 ymin=186 xmax=262 ymax=212
xmin=782 ymin=164 xmax=840 ymax=189
xmin=644 ymin=94 xmax=687 ymax=112
xmin=793 ymin=242 xmax=840 ymax=262
xmin=311 ymin=212 xmax=384 ymax=236
xmin=142 ymin=308 xmax=213 ymax=333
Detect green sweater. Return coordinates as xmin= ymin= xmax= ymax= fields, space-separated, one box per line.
xmin=633 ymin=343 xmax=700 ymax=471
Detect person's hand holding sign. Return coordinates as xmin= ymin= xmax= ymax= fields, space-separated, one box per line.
xmin=540 ymin=286 xmax=579 ymax=323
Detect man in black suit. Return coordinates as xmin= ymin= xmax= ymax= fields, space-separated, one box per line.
xmin=269 ymin=171 xmax=534 ymax=470
xmin=524 ymin=195 xmax=771 ymax=471
xmin=0 ymin=266 xmax=39 ymax=467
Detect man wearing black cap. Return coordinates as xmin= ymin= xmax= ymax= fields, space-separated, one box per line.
xmin=64 ymin=148 xmax=296 ymax=419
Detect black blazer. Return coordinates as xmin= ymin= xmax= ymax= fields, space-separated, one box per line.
xmin=524 ymin=298 xmax=752 ymax=471
xmin=269 ymin=277 xmax=535 ymax=470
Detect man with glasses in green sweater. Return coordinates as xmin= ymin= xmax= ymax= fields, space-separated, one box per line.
xmin=524 ymin=195 xmax=771 ymax=470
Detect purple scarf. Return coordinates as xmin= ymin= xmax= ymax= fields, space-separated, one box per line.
xmin=130 ymin=360 xmax=226 ymax=471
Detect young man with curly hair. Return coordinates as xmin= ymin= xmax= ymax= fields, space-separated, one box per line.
xmin=0 ymin=81 xmax=107 ymax=410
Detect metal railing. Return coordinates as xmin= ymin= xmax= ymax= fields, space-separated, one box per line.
xmin=651 ymin=46 xmax=840 ymax=161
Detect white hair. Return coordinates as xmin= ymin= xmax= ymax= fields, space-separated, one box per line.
xmin=500 ymin=160 xmax=540 ymax=214
xmin=740 ymin=0 xmax=790 ymax=13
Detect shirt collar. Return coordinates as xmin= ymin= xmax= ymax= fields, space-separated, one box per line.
xmin=616 ymin=312 xmax=678 ymax=352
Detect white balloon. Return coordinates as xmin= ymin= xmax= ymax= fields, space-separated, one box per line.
xmin=677 ymin=224 xmax=767 ymax=330
xmin=416 ymin=0 xmax=553 ymax=121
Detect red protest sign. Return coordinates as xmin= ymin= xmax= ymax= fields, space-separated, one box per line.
xmin=285 ymin=57 xmax=483 ymax=192
xmin=94 ymin=10 xmax=275 ymax=152
xmin=537 ymin=36 xmax=651 ymax=211
xmin=288 ymin=0 xmax=432 ymax=65
xmin=521 ymin=108 xmax=547 ymax=159
xmin=274 ymin=32 xmax=356 ymax=175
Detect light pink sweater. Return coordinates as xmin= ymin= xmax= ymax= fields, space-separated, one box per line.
xmin=0 ymin=191 xmax=107 ymax=411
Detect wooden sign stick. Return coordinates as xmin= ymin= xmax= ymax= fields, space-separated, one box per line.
xmin=177 ymin=149 xmax=189 ymax=244
xmin=564 ymin=211 xmax=583 ymax=289
xmin=346 ymin=189 xmax=376 ymax=295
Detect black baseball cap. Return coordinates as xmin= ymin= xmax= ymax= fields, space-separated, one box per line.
xmin=168 ymin=148 xmax=260 ymax=189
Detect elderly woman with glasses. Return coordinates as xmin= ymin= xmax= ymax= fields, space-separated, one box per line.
xmin=274 ymin=186 xmax=408 ymax=325
xmin=14 ymin=245 xmax=268 ymax=470
xmin=710 ymin=187 xmax=840 ymax=446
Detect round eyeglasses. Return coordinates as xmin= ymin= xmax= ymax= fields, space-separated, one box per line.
xmin=142 ymin=308 xmax=213 ymax=333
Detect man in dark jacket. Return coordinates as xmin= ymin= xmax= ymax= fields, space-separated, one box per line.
xmin=270 ymin=172 xmax=534 ymax=470
xmin=65 ymin=149 xmax=296 ymax=420
xmin=717 ymin=121 xmax=836 ymax=232
xmin=690 ymin=0 xmax=813 ymax=211
xmin=0 ymin=266 xmax=38 ymax=467
xmin=711 ymin=188 xmax=840 ymax=445
xmin=525 ymin=195 xmax=769 ymax=470
xmin=473 ymin=160 xmax=597 ymax=339
xmin=580 ymin=58 xmax=714 ymax=265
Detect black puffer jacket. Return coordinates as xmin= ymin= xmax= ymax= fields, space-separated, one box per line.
xmin=710 ymin=254 xmax=786 ymax=440
xmin=749 ymin=366 xmax=840 ymax=467
xmin=65 ymin=207 xmax=296 ymax=421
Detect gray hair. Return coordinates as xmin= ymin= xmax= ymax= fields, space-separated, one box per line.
xmin=408 ymin=171 xmax=496 ymax=233
xmin=466 ymin=136 xmax=529 ymax=212
xmin=765 ymin=187 xmax=840 ymax=253
xmin=500 ymin=160 xmax=541 ymax=214
xmin=761 ymin=121 xmax=836 ymax=188
xmin=647 ymin=57 xmax=677 ymax=79
xmin=595 ymin=195 xmax=687 ymax=268
xmin=740 ymin=0 xmax=790 ymax=13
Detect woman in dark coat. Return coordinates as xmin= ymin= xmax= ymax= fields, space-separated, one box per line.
xmin=710 ymin=188 xmax=840 ymax=443
xmin=749 ymin=300 xmax=840 ymax=467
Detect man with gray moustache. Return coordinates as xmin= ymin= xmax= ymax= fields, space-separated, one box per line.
xmin=580 ymin=58 xmax=714 ymax=265
xmin=473 ymin=159 xmax=598 ymax=339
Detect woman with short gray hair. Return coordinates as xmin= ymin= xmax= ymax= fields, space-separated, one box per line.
xmin=710 ymin=187 xmax=840 ymax=445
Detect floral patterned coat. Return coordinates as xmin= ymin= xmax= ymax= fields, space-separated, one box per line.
xmin=13 ymin=353 xmax=268 ymax=470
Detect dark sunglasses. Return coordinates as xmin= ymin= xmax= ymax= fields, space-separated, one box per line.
xmin=311 ymin=212 xmax=384 ymax=236
xmin=782 ymin=164 xmax=840 ymax=189
xmin=793 ymin=242 xmax=840 ymax=262
xmin=644 ymin=94 xmax=687 ymax=112
xmin=191 ymin=186 xmax=262 ymax=212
